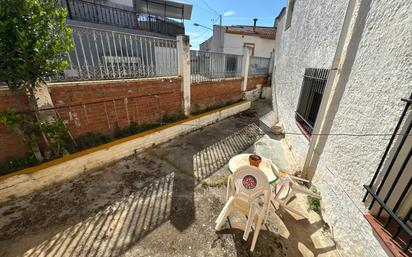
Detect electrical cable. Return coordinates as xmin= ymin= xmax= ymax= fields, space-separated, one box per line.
xmin=198 ymin=0 xmax=219 ymax=15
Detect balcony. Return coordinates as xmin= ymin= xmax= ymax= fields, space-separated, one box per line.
xmin=64 ymin=0 xmax=185 ymax=37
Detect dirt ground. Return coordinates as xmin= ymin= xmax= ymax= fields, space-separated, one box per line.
xmin=0 ymin=100 xmax=338 ymax=257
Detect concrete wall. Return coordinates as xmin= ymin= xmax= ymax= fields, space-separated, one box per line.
xmin=272 ymin=0 xmax=349 ymax=168
xmin=223 ymin=33 xmax=274 ymax=58
xmin=273 ymin=0 xmax=412 ymax=256
xmin=199 ymin=25 xmax=224 ymax=53
xmin=312 ymin=1 xmax=411 ymax=256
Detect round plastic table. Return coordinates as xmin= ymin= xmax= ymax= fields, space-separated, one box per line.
xmin=228 ymin=154 xmax=279 ymax=184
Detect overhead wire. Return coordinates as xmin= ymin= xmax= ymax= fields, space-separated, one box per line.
xmin=198 ymin=0 xmax=219 ymax=15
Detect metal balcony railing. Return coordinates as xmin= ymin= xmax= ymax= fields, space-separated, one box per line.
xmin=64 ymin=0 xmax=184 ymax=37
xmin=49 ymin=25 xmax=178 ymax=82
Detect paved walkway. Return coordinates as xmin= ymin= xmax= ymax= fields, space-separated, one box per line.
xmin=0 ymin=100 xmax=338 ymax=257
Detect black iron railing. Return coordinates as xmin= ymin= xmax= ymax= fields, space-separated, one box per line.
xmin=363 ymin=94 xmax=412 ymax=254
xmin=64 ymin=0 xmax=184 ymax=36
xmin=295 ymin=68 xmax=329 ymax=136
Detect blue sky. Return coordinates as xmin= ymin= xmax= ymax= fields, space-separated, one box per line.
xmin=183 ymin=0 xmax=287 ymax=49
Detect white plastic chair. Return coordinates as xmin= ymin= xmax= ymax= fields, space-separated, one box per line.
xmin=216 ymin=165 xmax=271 ymax=252
xmin=270 ymin=161 xmax=321 ymax=217
xmin=254 ymin=140 xmax=321 ymax=217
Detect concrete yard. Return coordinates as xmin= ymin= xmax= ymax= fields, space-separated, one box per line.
xmin=0 ymin=100 xmax=338 ymax=257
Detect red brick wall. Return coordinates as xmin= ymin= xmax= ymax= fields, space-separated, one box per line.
xmin=190 ymin=78 xmax=242 ymax=112
xmin=0 ymin=78 xmax=182 ymax=163
xmin=0 ymin=89 xmax=30 ymax=161
xmin=247 ymin=75 xmax=268 ymax=91
xmin=50 ymin=77 xmax=182 ymax=137
xmin=0 ymin=76 xmax=264 ymax=163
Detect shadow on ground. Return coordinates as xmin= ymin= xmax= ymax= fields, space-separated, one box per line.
xmin=0 ymin=100 xmax=337 ymax=257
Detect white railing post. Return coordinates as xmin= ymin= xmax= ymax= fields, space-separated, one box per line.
xmin=177 ymin=35 xmax=191 ymax=116
xmin=241 ymin=45 xmax=252 ymax=93
xmin=268 ymin=49 xmax=275 ymax=76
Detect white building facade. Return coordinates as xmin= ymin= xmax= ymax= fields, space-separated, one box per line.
xmin=272 ymin=0 xmax=412 ymax=256
xmin=200 ymin=24 xmax=275 ymax=58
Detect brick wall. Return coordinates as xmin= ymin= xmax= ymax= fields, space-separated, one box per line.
xmin=247 ymin=75 xmax=268 ymax=91
xmin=0 ymin=89 xmax=30 ymax=161
xmin=0 ymin=77 xmax=182 ymax=163
xmin=50 ymin=77 xmax=182 ymax=137
xmin=0 ymin=76 xmax=262 ymax=164
xmin=190 ymin=78 xmax=242 ymax=113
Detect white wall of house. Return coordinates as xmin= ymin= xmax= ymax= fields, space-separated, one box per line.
xmin=223 ymin=33 xmax=274 ymax=58
xmin=199 ymin=25 xmax=225 ymax=53
xmin=272 ymin=0 xmax=349 ymax=168
xmin=272 ymin=0 xmax=411 ymax=256
xmin=199 ymin=26 xmax=274 ymax=58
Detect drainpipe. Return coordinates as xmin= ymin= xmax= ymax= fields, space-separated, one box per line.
xmin=303 ymin=0 xmax=371 ymax=179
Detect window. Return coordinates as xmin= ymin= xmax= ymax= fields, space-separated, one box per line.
xmin=295 ymin=68 xmax=329 ymax=137
xmin=226 ymin=56 xmax=238 ymax=72
xmin=285 ymin=0 xmax=296 ymax=30
xmin=363 ymin=95 xmax=412 ymax=256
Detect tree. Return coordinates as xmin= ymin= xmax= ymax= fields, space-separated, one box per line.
xmin=0 ymin=0 xmax=73 ymax=161
xmin=0 ymin=0 xmax=72 ymax=90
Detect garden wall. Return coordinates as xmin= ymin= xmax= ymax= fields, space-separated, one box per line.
xmin=190 ymin=78 xmax=243 ymax=113
xmin=246 ymin=75 xmax=268 ymax=91
xmin=49 ymin=77 xmax=182 ymax=137
xmin=0 ymin=90 xmax=30 ymax=160
xmin=0 ymin=75 xmax=268 ymax=166
xmin=0 ymin=77 xmax=182 ymax=165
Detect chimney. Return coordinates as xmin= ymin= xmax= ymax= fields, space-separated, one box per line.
xmin=253 ymin=18 xmax=258 ymax=32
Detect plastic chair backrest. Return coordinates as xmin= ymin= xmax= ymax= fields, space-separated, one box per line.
xmin=233 ymin=165 xmax=271 ymax=201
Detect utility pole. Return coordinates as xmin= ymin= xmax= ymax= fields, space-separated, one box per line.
xmin=219 ymin=14 xmax=223 ymax=51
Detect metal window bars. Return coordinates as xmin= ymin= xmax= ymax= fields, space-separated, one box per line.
xmin=64 ymin=0 xmax=184 ymax=36
xmin=49 ymin=25 xmax=178 ymax=82
xmin=363 ymin=94 xmax=412 ymax=253
xmin=190 ymin=50 xmax=243 ymax=82
xmin=248 ymin=56 xmax=271 ymax=76
xmin=295 ymin=68 xmax=329 ymax=136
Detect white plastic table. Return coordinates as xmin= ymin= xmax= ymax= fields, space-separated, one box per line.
xmin=228 ymin=154 xmax=279 ymax=184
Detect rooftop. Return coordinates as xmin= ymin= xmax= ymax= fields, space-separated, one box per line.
xmin=225 ymin=25 xmax=276 ymax=40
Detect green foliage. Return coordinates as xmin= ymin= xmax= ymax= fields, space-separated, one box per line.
xmin=162 ymin=114 xmax=186 ymax=124
xmin=0 ymin=114 xmax=188 ymax=175
xmin=74 ymin=132 xmax=111 ymax=151
xmin=114 ymin=114 xmax=186 ymax=138
xmin=191 ymin=99 xmax=242 ymax=115
xmin=0 ymin=108 xmax=22 ymax=127
xmin=36 ymin=118 xmax=70 ymax=157
xmin=308 ymin=196 xmax=320 ymax=213
xmin=308 ymin=195 xmax=321 ymax=213
xmin=0 ymin=153 xmax=39 ymax=176
xmin=114 ymin=122 xmax=159 ymax=139
xmin=0 ymin=0 xmax=73 ymax=89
